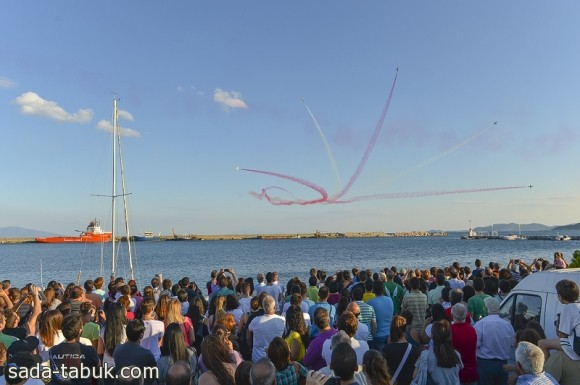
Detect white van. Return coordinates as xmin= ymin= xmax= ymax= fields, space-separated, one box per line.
xmin=499 ymin=268 xmax=580 ymax=339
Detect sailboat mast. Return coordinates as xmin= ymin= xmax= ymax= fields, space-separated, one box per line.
xmin=118 ymin=125 xmax=134 ymax=280
xmin=111 ymin=98 xmax=118 ymax=281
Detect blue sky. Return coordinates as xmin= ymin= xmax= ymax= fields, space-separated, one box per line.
xmin=1 ymin=1 xmax=579 ymax=235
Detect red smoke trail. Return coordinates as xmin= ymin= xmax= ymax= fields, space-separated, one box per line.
xmin=339 ymin=185 xmax=530 ymax=203
xmin=330 ymin=69 xmax=398 ymax=201
xmin=241 ymin=70 xmax=529 ymax=206
xmin=241 ymin=168 xmax=328 ymax=205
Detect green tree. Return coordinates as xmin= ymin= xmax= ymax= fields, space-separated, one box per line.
xmin=569 ymin=250 xmax=580 ymax=268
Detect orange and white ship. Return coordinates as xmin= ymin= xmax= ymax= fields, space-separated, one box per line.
xmin=35 ymin=219 xmax=112 ymax=243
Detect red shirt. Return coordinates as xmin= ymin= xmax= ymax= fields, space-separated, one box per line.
xmin=451 ymin=321 xmax=478 ymax=383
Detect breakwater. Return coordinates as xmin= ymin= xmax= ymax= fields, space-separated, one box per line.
xmin=1 ymin=231 xmax=449 ymax=244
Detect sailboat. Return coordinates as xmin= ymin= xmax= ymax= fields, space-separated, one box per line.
xmin=109 ymin=98 xmax=135 ymax=281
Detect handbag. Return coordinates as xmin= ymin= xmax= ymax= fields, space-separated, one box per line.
xmin=410 ymin=350 xmax=429 ymax=385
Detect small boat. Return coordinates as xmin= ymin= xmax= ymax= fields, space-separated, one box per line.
xmin=461 ymin=220 xmax=478 ymax=239
xmin=132 ymin=231 xmax=161 ymax=241
xmin=556 ymin=235 xmax=572 ymax=241
xmin=36 ymin=219 xmax=112 ymax=243
xmin=502 ymin=234 xmax=518 ymax=241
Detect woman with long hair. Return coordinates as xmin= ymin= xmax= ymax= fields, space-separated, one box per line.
xmin=118 ymin=295 xmax=135 ymax=320
xmin=97 ymin=302 xmax=127 ymax=367
xmin=283 ymin=304 xmax=309 ymax=362
xmin=155 ymin=293 xmax=171 ymax=322
xmin=420 ymin=303 xmax=448 ymax=350
xmin=415 ymin=320 xmax=462 ymax=385
xmin=383 ymin=315 xmax=419 ymax=385
xmin=156 ymin=322 xmax=199 ymax=385
xmin=187 ymin=296 xmax=206 ymax=352
xmin=42 ymin=287 xmax=61 ymax=311
xmin=37 ymin=310 xmax=64 ymax=363
xmin=198 ymin=325 xmax=244 ymax=373
xmin=363 ymin=350 xmax=392 ymax=385
xmin=267 ymin=337 xmax=307 ymax=385
xmin=204 ymin=295 xmax=227 ymax=334
xmin=199 ymin=334 xmax=236 ymax=385
xmin=165 ymin=298 xmax=195 ymax=347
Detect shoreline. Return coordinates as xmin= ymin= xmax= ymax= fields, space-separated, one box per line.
xmin=0 ymin=230 xmax=449 ymax=244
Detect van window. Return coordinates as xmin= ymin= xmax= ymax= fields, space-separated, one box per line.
xmin=499 ymin=294 xmax=542 ymax=332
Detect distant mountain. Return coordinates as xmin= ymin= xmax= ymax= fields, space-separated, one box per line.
xmin=473 ymin=223 xmax=554 ymax=232
xmin=0 ymin=227 xmax=57 ymax=238
xmin=553 ymin=223 xmax=580 ymax=231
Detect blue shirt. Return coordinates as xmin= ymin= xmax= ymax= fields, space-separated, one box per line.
xmin=367 ymin=295 xmax=394 ymax=338
xmin=516 ymin=372 xmax=559 ymax=385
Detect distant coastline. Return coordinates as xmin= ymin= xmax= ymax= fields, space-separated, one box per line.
xmin=0 ymin=230 xmax=449 ymax=244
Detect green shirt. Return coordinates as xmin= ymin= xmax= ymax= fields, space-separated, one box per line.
xmin=468 ymin=293 xmax=490 ymax=322
xmin=384 ymin=281 xmax=405 ymax=315
xmin=81 ymin=321 xmax=101 ymax=342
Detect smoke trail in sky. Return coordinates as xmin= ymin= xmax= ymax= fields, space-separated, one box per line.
xmin=240 ymin=71 xmax=528 ymax=206
xmin=383 ymin=123 xmax=495 ymax=186
xmin=302 ymin=99 xmax=342 ymax=193
xmin=331 ymin=69 xmax=398 ymax=201
xmin=341 ymin=185 xmax=529 ymax=203
xmin=241 ymin=168 xmax=328 ymax=205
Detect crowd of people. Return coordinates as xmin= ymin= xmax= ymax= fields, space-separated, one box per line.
xmin=0 ymin=251 xmax=577 ymax=385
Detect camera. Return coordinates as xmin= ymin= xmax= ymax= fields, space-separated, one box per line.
xmin=224 ymin=268 xmax=229 ymax=272
xmin=514 ymin=259 xmax=520 ymax=264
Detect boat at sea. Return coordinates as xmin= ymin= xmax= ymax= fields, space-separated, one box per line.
xmin=35 ymin=219 xmax=112 ymax=243
xmin=556 ymin=235 xmax=572 ymax=241
xmin=132 ymin=231 xmax=161 ymax=241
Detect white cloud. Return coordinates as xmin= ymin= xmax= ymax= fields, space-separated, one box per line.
xmin=0 ymin=76 xmax=17 ymax=88
xmin=96 ymin=119 xmax=140 ymax=137
xmin=14 ymin=92 xmax=93 ymax=123
xmin=213 ymin=88 xmax=248 ymax=110
xmin=118 ymin=109 xmax=134 ymax=121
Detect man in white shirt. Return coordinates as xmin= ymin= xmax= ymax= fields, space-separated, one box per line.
xmin=321 ymin=311 xmax=369 ymax=365
xmin=474 ymin=297 xmax=514 ymax=385
xmin=248 ymin=295 xmax=285 ymax=362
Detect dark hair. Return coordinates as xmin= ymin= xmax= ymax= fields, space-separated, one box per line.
xmin=283 ymin=305 xmax=309 ymax=348
xmin=235 ymin=361 xmax=253 ymax=385
xmin=126 ymin=319 xmax=146 ymax=342
xmin=473 ymin=277 xmax=485 ymax=292
xmin=61 ymin=314 xmax=83 ymax=340
xmin=267 ymin=336 xmax=290 ymax=371
xmin=430 ymin=304 xmax=447 ymax=322
xmin=140 ymin=297 xmax=155 ymax=314
xmin=104 ymin=303 xmax=127 ymax=356
xmin=432 ymin=320 xmax=461 ymax=368
xmin=337 ymin=311 xmax=358 ymax=338
xmin=556 ymin=279 xmax=579 ymax=303
xmin=331 ymin=342 xmax=357 ymax=381
xmin=161 ymin=323 xmax=187 ymax=362
xmin=176 ymin=289 xmax=188 ymax=303
xmin=449 ymin=289 xmax=463 ymax=306
xmin=462 ymin=285 xmax=475 ymax=302
xmin=202 ymin=335 xmax=235 ymax=385
xmin=372 ymin=280 xmax=384 ymax=296
xmin=362 ymin=350 xmax=391 ymax=385
xmin=409 ymin=277 xmax=420 ymax=291
xmin=351 ymin=286 xmax=364 ymax=301
xmin=440 ymin=287 xmax=451 ymax=302
xmin=313 ymin=307 xmax=330 ymax=329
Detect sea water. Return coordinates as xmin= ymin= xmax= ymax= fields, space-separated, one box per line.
xmin=1 ymin=232 xmax=579 ymax=289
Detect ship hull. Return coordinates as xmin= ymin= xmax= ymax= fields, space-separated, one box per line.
xmin=35 ymin=234 xmax=112 ymax=243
